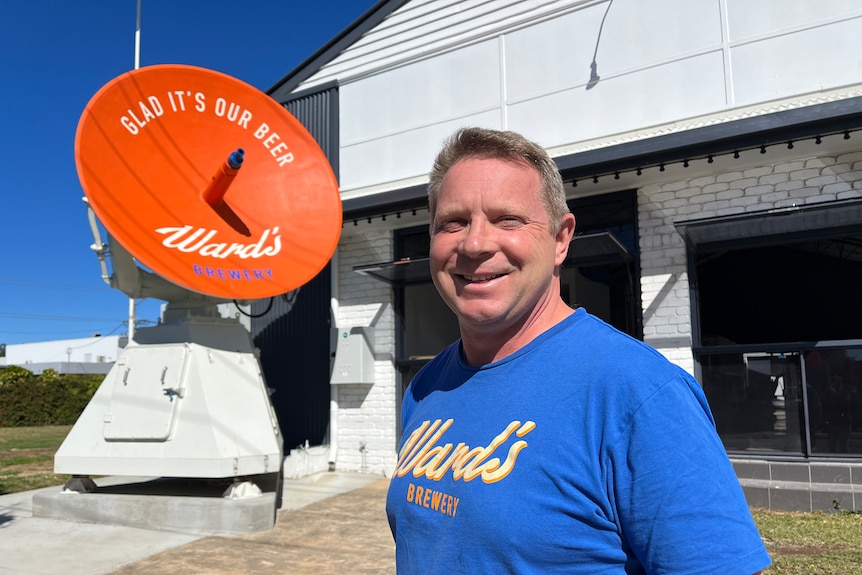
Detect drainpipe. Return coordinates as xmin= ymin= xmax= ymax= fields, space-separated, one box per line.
xmin=329 ymin=249 xmax=340 ymax=471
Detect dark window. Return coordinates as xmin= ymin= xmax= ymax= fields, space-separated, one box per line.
xmin=697 ymin=238 xmax=862 ymax=345
xmin=393 ymin=226 xmax=460 ymax=394
xmin=564 ymin=190 xmax=642 ymax=338
xmin=685 ymin=201 xmax=862 ymax=456
xmin=700 ymin=351 xmax=806 ymax=454
xmin=699 ymin=346 xmax=862 ymax=456
xmin=806 ymin=349 xmax=862 ymax=455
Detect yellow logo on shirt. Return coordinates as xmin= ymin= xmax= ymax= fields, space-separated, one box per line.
xmin=395 ymin=419 xmax=535 ymax=484
xmin=405 ymin=483 xmax=460 ymax=517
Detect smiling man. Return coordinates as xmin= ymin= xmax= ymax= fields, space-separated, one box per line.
xmin=385 ymin=127 xmax=771 ymax=575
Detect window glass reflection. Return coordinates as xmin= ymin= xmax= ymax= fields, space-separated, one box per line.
xmin=700 ymin=347 xmax=862 ymax=456
xmin=805 ymin=349 xmax=862 ymax=455
xmin=701 ymin=352 xmax=804 ymax=454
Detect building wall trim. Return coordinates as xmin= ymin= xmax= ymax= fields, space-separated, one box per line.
xmin=267 ymin=0 xmax=409 ymax=101
xmin=556 ymin=95 xmax=862 ymax=178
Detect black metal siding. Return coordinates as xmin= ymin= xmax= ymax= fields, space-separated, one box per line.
xmin=251 ymin=271 xmax=332 ymax=451
xmin=251 ymin=85 xmax=339 ymax=450
xmin=283 ymin=83 xmax=339 ymax=180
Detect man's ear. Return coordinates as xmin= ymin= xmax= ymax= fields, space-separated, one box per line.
xmin=555 ymin=213 xmax=576 ymax=266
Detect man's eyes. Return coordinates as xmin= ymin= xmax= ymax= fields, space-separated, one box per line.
xmin=496 ymin=216 xmax=525 ymax=228
xmin=435 ymin=219 xmax=466 ymax=233
xmin=434 ymin=216 xmax=524 ymax=232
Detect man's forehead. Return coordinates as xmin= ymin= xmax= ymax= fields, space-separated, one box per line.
xmin=441 ymin=157 xmax=539 ymax=187
xmin=435 ymin=191 xmax=536 ymax=208
xmin=448 ymin=155 xmax=535 ymax=173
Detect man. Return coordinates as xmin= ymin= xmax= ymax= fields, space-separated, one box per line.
xmin=385 ymin=127 xmax=771 ymax=574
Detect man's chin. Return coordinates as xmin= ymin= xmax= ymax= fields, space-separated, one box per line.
xmin=454 ymin=308 xmax=511 ymax=331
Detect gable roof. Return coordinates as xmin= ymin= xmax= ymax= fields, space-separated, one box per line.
xmin=267 ymin=0 xmax=409 ymax=101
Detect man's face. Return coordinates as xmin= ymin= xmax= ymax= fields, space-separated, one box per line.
xmin=430 ymin=157 xmax=572 ymax=338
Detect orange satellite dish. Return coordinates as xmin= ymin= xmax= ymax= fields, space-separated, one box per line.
xmin=75 ymin=64 xmax=342 ymax=300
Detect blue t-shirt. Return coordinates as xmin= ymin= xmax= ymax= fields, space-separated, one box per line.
xmin=386 ymin=308 xmax=771 ymax=574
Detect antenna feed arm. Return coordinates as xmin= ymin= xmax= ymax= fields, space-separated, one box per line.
xmin=201 ymin=148 xmax=244 ymax=207
xmin=84 ymin=197 xmax=112 ymax=287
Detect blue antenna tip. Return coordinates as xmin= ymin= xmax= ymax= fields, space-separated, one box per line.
xmin=228 ymin=148 xmax=245 ymax=169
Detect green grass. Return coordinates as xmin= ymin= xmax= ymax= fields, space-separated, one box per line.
xmin=753 ymin=507 xmax=862 ymax=574
xmin=0 ymin=454 xmax=53 ymax=467
xmin=0 ymin=425 xmax=71 ymax=449
xmin=0 ymin=425 xmax=71 ymax=494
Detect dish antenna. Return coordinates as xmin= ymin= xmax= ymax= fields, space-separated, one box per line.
xmin=53 ymin=64 xmax=342 ymax=507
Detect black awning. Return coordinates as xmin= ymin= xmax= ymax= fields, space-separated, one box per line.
xmin=565 ymin=231 xmax=633 ymax=267
xmin=675 ymin=199 xmax=862 ymax=252
xmin=353 ymin=258 xmax=431 ymax=286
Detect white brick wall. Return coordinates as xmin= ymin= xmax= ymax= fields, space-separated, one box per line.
xmin=638 ymin=148 xmax=862 ymax=374
xmin=332 ymin=229 xmax=399 ymax=476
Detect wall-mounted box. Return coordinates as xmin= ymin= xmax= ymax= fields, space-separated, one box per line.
xmin=330 ymin=327 xmax=375 ymax=384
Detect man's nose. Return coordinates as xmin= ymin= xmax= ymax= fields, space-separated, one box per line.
xmin=460 ymin=220 xmax=494 ymax=256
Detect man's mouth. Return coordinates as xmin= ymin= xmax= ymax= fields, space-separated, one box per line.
xmin=460 ymin=273 xmax=504 ymax=283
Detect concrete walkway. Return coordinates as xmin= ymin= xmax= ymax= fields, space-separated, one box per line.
xmin=0 ymin=473 xmax=394 ymax=575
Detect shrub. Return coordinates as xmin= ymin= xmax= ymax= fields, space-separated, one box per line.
xmin=0 ymin=370 xmax=104 ymax=427
xmin=0 ymin=365 xmax=34 ymax=387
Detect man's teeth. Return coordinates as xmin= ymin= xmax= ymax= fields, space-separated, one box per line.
xmin=462 ymin=274 xmax=502 ymax=282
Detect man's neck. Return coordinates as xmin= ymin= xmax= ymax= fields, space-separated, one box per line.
xmin=459 ymin=300 xmax=574 ymax=366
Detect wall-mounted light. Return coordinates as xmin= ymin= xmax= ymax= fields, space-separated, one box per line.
xmin=586 ymin=61 xmax=601 ymax=90
xmin=585 ymin=0 xmax=614 ymax=91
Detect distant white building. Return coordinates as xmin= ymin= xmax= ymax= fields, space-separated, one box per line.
xmin=3 ymin=335 xmax=127 ymax=375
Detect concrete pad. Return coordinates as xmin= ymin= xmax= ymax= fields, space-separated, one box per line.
xmin=32 ymin=475 xmax=280 ymax=536
xmin=32 ymin=489 xmax=278 ymax=536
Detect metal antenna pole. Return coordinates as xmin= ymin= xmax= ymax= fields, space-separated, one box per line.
xmin=134 ymin=0 xmax=142 ymax=70
xmin=129 ymin=0 xmax=142 ymax=339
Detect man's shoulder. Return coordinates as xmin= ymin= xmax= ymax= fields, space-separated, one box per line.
xmin=554 ymin=310 xmax=675 ymax=367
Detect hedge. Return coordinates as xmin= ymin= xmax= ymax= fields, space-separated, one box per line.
xmin=0 ymin=368 xmax=103 ymax=427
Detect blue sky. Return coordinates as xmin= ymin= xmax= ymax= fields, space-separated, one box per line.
xmin=0 ymin=0 xmax=375 ymax=345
